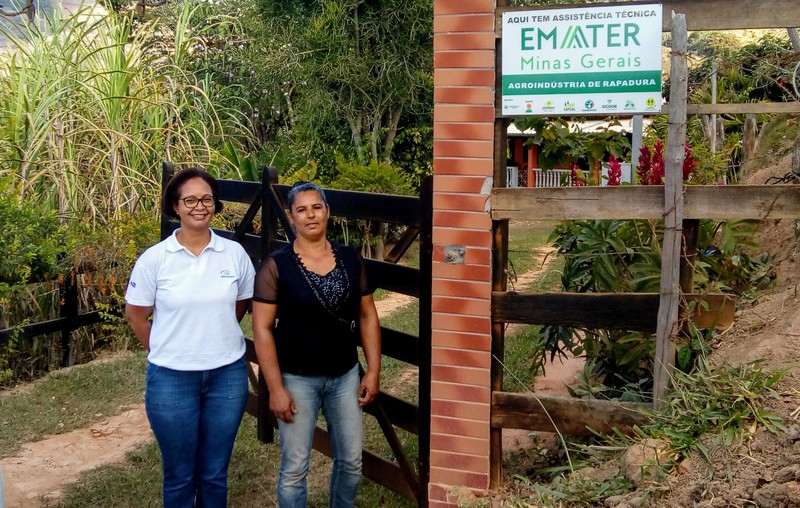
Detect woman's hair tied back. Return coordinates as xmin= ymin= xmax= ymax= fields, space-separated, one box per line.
xmin=287 ymin=181 xmax=328 ymax=209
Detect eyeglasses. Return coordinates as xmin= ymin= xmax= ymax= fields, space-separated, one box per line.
xmin=180 ymin=195 xmax=215 ymax=208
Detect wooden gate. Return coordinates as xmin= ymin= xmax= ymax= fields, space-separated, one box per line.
xmin=161 ymin=163 xmax=433 ymax=506
xmin=488 ymin=0 xmax=800 ymax=487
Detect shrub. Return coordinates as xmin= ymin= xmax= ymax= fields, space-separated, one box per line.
xmin=542 ymin=216 xmax=773 ymax=400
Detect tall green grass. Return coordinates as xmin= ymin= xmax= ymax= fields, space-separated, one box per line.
xmin=0 ymin=1 xmax=256 ymax=223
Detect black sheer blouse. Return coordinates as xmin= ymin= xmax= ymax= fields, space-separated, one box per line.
xmin=254 ymin=242 xmax=371 ymax=376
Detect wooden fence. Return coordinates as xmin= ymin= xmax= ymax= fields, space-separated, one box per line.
xmin=488 ymin=0 xmax=800 ymax=488
xmin=0 ymin=270 xmax=105 ymax=368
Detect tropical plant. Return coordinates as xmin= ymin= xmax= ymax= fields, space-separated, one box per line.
xmin=542 ymin=210 xmax=773 ymax=400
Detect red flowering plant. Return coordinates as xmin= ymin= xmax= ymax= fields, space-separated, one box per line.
xmin=635 ymin=138 xmax=696 ymax=185
xmin=607 ymin=155 xmax=622 ymax=186
xmin=637 ymin=145 xmax=652 ymax=184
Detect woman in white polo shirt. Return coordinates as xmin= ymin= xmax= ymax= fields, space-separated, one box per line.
xmin=125 ymin=168 xmax=255 ymax=508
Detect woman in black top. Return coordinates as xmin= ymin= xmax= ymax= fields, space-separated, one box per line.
xmin=252 ymin=181 xmax=381 ymax=508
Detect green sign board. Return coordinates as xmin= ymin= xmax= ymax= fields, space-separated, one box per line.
xmin=501 ymin=4 xmax=663 ymax=116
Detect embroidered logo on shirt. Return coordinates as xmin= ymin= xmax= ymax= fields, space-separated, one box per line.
xmin=129 ymin=281 xmax=136 ymax=288
xmin=220 ymin=270 xmax=235 ymax=279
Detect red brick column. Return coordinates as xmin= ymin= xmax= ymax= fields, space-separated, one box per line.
xmin=430 ymin=1 xmax=496 ymax=505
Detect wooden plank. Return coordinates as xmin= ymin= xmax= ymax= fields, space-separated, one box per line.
xmin=684 ymin=103 xmax=800 ymax=115
xmin=661 ymin=0 xmax=800 ymax=31
xmin=683 ymin=185 xmax=800 ymax=220
xmin=492 ymin=186 xmax=664 ymax=220
xmin=493 ymin=292 xmax=659 ymax=331
xmin=245 ymin=392 xmax=258 ymax=418
xmin=654 ymin=12 xmax=688 ymax=409
xmin=492 ymin=292 xmax=734 ymax=330
xmin=370 ymin=399 xmax=420 ymax=500
xmin=312 ymin=427 xmax=416 ymax=500
xmin=274 ymin=185 xmax=421 ymax=227
xmin=210 ymin=229 xmax=261 ymax=261
xmin=364 ymin=260 xmax=421 ymax=298
xmin=217 ymin=179 xmax=261 ymax=204
xmin=232 ymin=191 xmax=263 ymax=242
xmin=384 ymin=227 xmax=419 ymax=264
xmin=0 ymin=310 xmax=104 ymax=346
xmin=680 ymin=219 xmax=700 ymax=334
xmin=381 ymin=328 xmax=419 ymax=366
xmin=496 ymin=0 xmax=800 ymax=34
xmin=365 ymin=393 xmax=419 ymax=435
xmin=492 ymin=392 xmax=650 ymax=436
xmin=490 ymin=185 xmax=800 ymax=221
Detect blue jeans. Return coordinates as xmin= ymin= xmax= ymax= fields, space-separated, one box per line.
xmin=145 ymin=358 xmax=249 ymax=508
xmin=277 ymin=364 xmax=363 ymax=508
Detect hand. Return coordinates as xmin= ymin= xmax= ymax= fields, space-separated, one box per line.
xmin=269 ymin=387 xmax=297 ymax=423
xmin=358 ymin=370 xmax=380 ymax=407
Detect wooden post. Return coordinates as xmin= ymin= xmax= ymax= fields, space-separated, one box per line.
xmin=654 ymin=12 xmax=688 ymax=409
xmin=490 ymin=117 xmax=509 ymax=489
xmin=417 ymin=175 xmax=433 ymax=508
xmin=256 ymin=166 xmax=279 ymax=444
xmin=59 ymin=270 xmax=78 ymax=367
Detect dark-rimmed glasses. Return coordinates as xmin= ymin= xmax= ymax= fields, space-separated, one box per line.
xmin=180 ymin=195 xmax=215 ymax=208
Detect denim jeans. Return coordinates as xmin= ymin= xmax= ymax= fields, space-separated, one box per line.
xmin=277 ymin=364 xmax=363 ymax=508
xmin=145 ymin=358 xmax=249 ymax=508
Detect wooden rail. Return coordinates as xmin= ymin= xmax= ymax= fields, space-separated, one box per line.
xmin=492 ymin=292 xmax=735 ymax=331
xmin=492 ymin=392 xmax=650 ymax=436
xmin=491 ymin=185 xmax=800 ymax=221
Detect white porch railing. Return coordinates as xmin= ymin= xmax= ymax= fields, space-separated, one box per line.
xmin=507 ymin=167 xmax=572 ymax=188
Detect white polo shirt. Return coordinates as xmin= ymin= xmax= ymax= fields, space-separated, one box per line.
xmin=125 ymin=229 xmax=256 ymax=371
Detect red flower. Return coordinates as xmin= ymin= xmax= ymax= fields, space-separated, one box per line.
xmin=650 ymin=159 xmax=665 ymax=185
xmin=607 ymin=155 xmax=621 ymax=186
xmin=637 ymin=145 xmax=652 ymax=185
xmin=683 ymin=143 xmax=696 ymax=181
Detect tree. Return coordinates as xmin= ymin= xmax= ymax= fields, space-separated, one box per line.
xmin=257 ymin=0 xmax=432 ymax=166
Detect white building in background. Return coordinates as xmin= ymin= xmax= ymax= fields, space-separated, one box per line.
xmin=506 ymin=118 xmax=647 ymax=187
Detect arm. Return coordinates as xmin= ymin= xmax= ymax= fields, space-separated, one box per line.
xmin=124 ymin=304 xmax=153 ymax=351
xmin=357 ymin=294 xmax=381 ymax=406
xmin=235 ymin=299 xmax=250 ymax=322
xmin=251 ymin=301 xmax=296 ymax=423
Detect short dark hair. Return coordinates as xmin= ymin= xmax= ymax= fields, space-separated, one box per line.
xmin=287 ymin=181 xmax=328 ymax=210
xmin=162 ymin=167 xmax=223 ymax=219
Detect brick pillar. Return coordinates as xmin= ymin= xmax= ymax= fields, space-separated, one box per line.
xmin=430 ymin=1 xmax=496 ymax=506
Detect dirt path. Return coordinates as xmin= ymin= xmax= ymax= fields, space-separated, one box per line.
xmin=2 ymin=408 xmax=152 ymax=506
